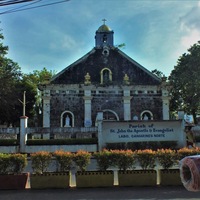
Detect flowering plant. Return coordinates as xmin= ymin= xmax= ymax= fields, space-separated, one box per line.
xmin=73 ymin=150 xmax=91 ymax=172
xmin=156 ymin=149 xmax=176 ymax=170
xmin=177 ymin=147 xmax=200 ymax=160
xmin=94 ymin=149 xmax=112 ymax=171
xmin=110 ymin=149 xmax=136 ymax=171
xmin=136 ymin=149 xmax=156 ymax=170
xmin=54 ymin=150 xmax=73 ymax=172
xmin=30 ymin=151 xmax=52 ymax=174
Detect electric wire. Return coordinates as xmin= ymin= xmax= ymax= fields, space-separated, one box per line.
xmin=0 ymin=0 xmax=41 ymax=14
xmin=0 ymin=0 xmax=70 ymax=15
xmin=0 ymin=0 xmax=35 ymax=6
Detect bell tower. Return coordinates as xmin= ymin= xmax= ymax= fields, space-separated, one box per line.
xmin=95 ymin=19 xmax=114 ymax=48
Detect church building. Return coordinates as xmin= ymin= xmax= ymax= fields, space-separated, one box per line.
xmin=39 ymin=21 xmax=171 ymax=128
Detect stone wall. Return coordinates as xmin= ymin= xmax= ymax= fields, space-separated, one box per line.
xmin=49 ymin=85 xmax=163 ymax=127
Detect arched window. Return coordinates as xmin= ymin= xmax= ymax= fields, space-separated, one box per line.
xmin=102 ymin=109 xmax=119 ymax=121
xmin=103 ymin=34 xmax=107 ymax=43
xmin=140 ymin=110 xmax=153 ymax=120
xmin=100 ymin=68 xmax=112 ymax=84
xmin=95 ymin=109 xmax=119 ymax=126
xmin=60 ymin=111 xmax=74 ymax=127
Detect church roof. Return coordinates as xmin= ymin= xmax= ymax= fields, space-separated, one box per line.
xmin=50 ymin=47 xmax=161 ymax=85
xmin=50 ymin=22 xmax=161 ymax=86
xmin=97 ymin=24 xmax=112 ymax=32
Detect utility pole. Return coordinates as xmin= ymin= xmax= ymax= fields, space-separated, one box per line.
xmin=18 ymin=91 xmax=26 ymax=116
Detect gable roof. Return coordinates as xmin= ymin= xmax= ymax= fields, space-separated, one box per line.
xmin=117 ymin=49 xmax=161 ymax=82
xmin=50 ymin=47 xmax=161 ymax=85
xmin=50 ymin=48 xmax=96 ymax=82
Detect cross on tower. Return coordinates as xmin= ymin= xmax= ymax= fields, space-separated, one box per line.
xmin=102 ymin=19 xmax=107 ymax=25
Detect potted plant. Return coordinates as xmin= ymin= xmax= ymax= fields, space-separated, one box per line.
xmin=73 ymin=150 xmax=94 ymax=187
xmin=156 ymin=149 xmax=182 ymax=186
xmin=132 ymin=149 xmax=157 ymax=186
xmin=94 ymin=149 xmax=112 ymax=171
xmin=110 ymin=149 xmax=135 ymax=171
xmin=74 ymin=149 xmax=116 ymax=188
xmin=89 ymin=149 xmax=114 ymax=187
xmin=30 ymin=151 xmax=71 ymax=189
xmin=54 ymin=150 xmax=73 ymax=172
xmin=0 ymin=153 xmax=28 ymax=189
xmin=73 ymin=150 xmax=91 ymax=172
xmin=110 ymin=149 xmax=137 ymax=186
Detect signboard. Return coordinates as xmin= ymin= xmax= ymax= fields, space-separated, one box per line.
xmin=99 ymin=120 xmax=185 ymax=149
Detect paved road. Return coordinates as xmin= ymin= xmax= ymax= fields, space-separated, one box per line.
xmin=0 ymin=186 xmax=200 ymax=200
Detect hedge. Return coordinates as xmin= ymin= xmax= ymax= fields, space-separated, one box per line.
xmin=0 ymin=139 xmax=19 ymax=146
xmin=26 ymin=138 xmax=98 ymax=145
xmin=106 ymin=141 xmax=178 ymax=150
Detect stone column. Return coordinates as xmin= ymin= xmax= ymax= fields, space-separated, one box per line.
xmin=42 ymin=89 xmax=51 ymax=127
xmin=83 ymin=89 xmax=93 ymax=127
xmin=96 ymin=111 xmax=103 ymax=151
xmin=123 ymin=88 xmax=132 ymax=120
xmin=162 ymin=88 xmax=170 ymax=120
xmin=162 ymin=97 xmax=170 ymax=120
xmin=161 ymin=78 xmax=171 ymax=120
xmin=20 ymin=116 xmax=28 ymax=153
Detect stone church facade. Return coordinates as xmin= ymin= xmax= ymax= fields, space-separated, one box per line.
xmin=39 ymin=22 xmax=170 ymax=128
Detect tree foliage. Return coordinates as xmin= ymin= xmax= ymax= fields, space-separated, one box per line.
xmin=151 ymin=69 xmax=165 ymax=79
xmin=0 ymin=31 xmax=23 ymax=125
xmin=23 ymin=68 xmax=54 ymax=126
xmin=0 ymin=29 xmax=54 ymax=126
xmin=169 ymin=41 xmax=200 ymax=123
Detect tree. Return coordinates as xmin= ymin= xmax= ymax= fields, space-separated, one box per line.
xmin=0 ymin=28 xmax=54 ymax=126
xmin=169 ymin=41 xmax=200 ymax=123
xmin=0 ymin=29 xmax=23 ymax=125
xmin=0 ymin=29 xmax=38 ymax=126
xmin=151 ymin=69 xmax=165 ymax=79
xmin=0 ymin=59 xmax=21 ymax=125
xmin=23 ymin=68 xmax=55 ymax=126
xmin=116 ymin=43 xmax=126 ymax=49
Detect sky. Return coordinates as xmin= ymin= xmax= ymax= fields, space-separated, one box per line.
xmin=1 ymin=0 xmax=200 ymax=77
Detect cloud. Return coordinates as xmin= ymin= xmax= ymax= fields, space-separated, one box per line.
xmin=49 ymin=31 xmax=78 ymax=51
xmin=180 ymin=2 xmax=200 ymax=30
xmin=179 ymin=1 xmax=200 ymax=47
xmin=180 ymin=29 xmax=200 ymax=48
xmin=3 ymin=0 xmax=200 ymax=77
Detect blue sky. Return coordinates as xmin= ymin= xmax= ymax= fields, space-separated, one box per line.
xmin=1 ymin=0 xmax=200 ymax=77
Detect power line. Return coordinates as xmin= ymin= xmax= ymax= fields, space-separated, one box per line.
xmin=0 ymin=0 xmax=41 ymax=14
xmin=0 ymin=0 xmax=70 ymax=15
xmin=0 ymin=0 xmax=35 ymax=6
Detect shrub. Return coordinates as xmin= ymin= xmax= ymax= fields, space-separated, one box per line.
xmin=110 ymin=149 xmax=136 ymax=171
xmin=73 ymin=150 xmax=91 ymax=172
xmin=195 ymin=135 xmax=200 ymax=142
xmin=105 ymin=143 xmax=126 ymax=150
xmin=0 ymin=153 xmax=27 ymax=174
xmin=156 ymin=149 xmax=176 ymax=170
xmin=93 ymin=149 xmax=112 ymax=171
xmin=106 ymin=141 xmax=178 ymax=151
xmin=177 ymin=147 xmax=200 ymax=160
xmin=0 ymin=154 xmax=11 ymax=174
xmin=159 ymin=141 xmax=177 ymax=149
xmin=27 ymin=138 xmax=98 ymax=145
xmin=9 ymin=154 xmax=27 ymax=174
xmin=0 ymin=139 xmax=19 ymax=146
xmin=30 ymin=151 xmax=52 ymax=174
xmin=54 ymin=150 xmax=73 ymax=172
xmin=136 ymin=149 xmax=156 ymax=170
